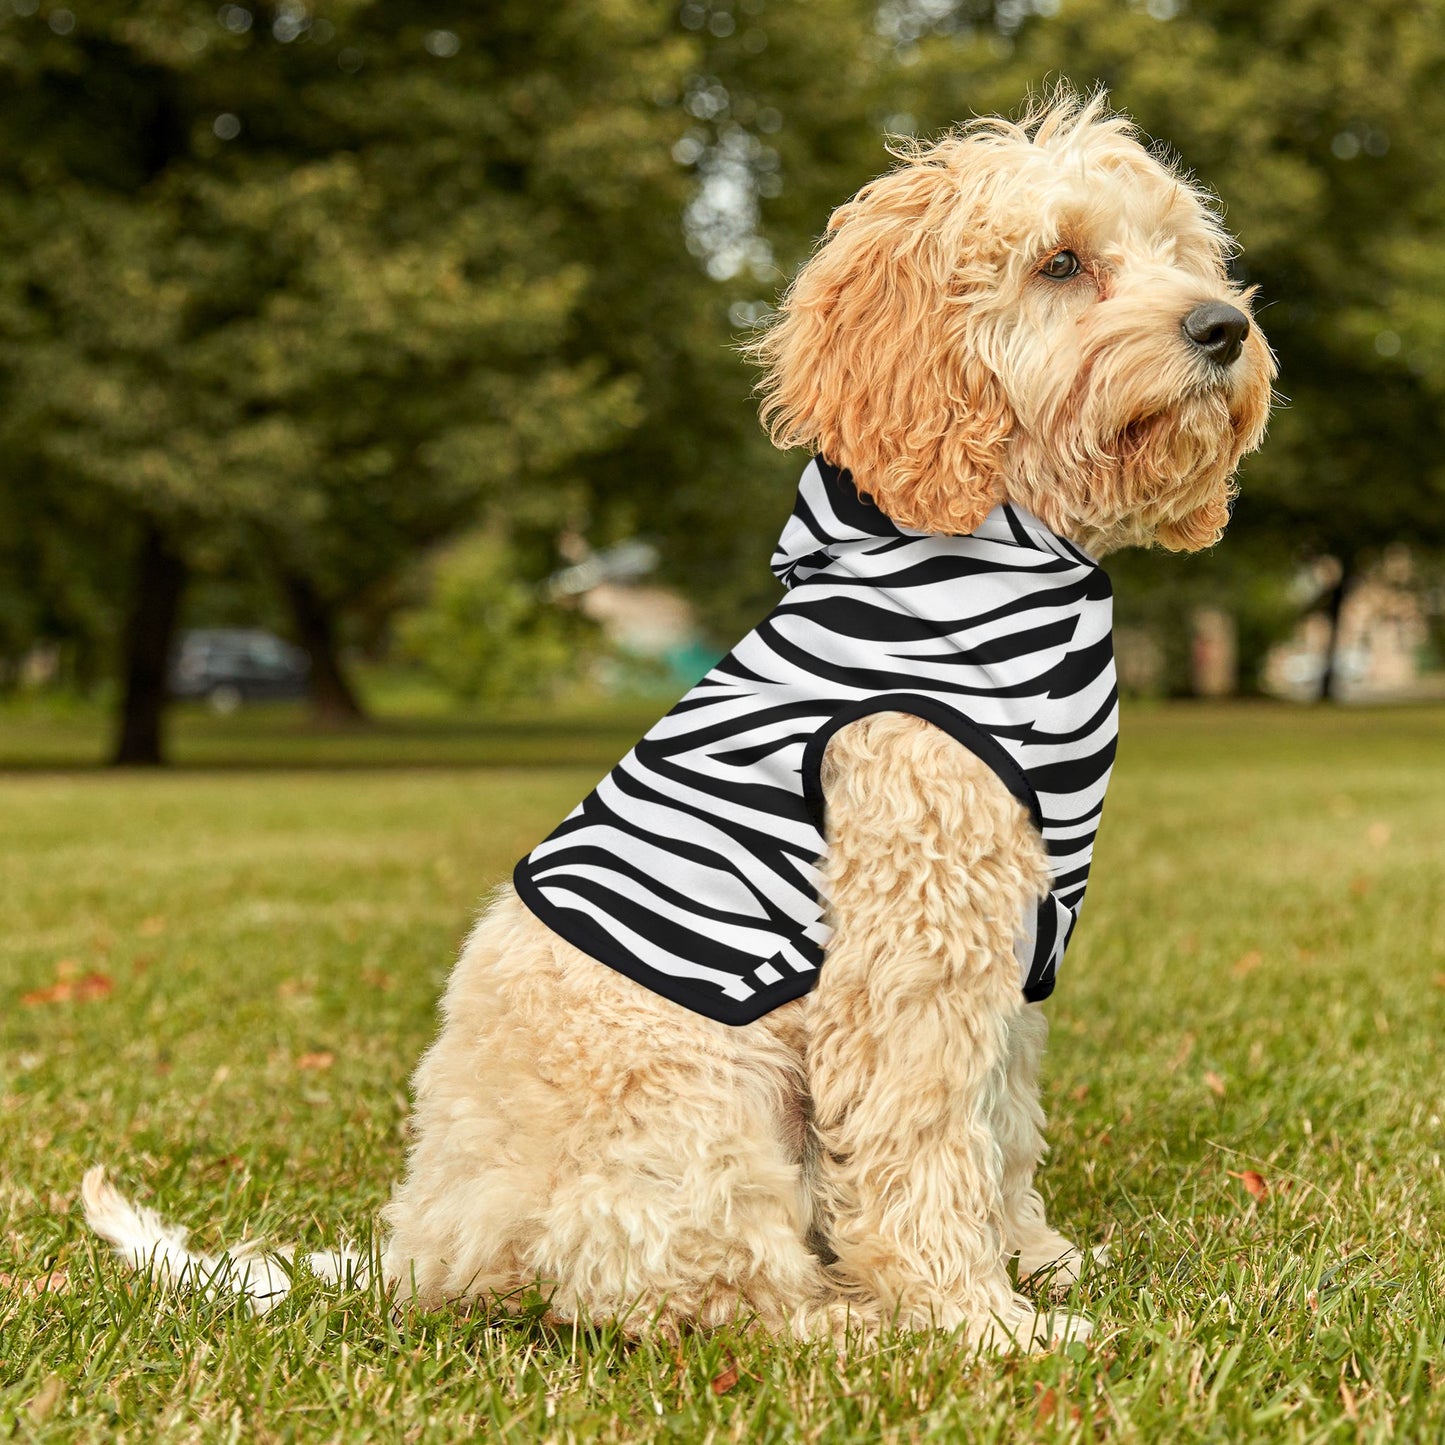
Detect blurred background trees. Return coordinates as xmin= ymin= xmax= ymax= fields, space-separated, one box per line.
xmin=1 ymin=0 xmax=1442 ymax=761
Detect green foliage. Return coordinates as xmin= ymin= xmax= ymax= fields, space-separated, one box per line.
xmin=4 ymin=0 xmax=1445 ymax=707
xmin=0 ymin=0 xmax=896 ymax=688
xmin=395 ymin=533 xmax=598 ymax=705
xmin=574 ymin=0 xmax=889 ymax=641
xmin=0 ymin=0 xmax=708 ymax=671
xmin=1 ymin=2 xmax=673 ymax=515
xmin=2 ymin=702 xmax=1444 ymax=1439
xmin=0 ymin=460 xmax=131 ymax=688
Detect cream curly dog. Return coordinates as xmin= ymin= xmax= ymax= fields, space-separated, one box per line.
xmin=85 ymin=92 xmax=1273 ymax=1351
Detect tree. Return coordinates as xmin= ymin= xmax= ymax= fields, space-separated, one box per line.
xmin=14 ymin=0 xmax=1436 ymax=731
xmin=0 ymin=1 xmax=697 ymax=759
xmin=509 ymin=0 xmax=892 ymax=642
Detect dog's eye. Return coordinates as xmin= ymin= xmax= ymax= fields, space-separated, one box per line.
xmin=1040 ymin=250 xmax=1081 ymax=280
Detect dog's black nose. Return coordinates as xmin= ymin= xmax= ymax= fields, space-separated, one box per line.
xmin=1182 ymin=302 xmax=1250 ymax=367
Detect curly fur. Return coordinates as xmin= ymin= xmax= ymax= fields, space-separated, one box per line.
xmin=85 ymin=88 xmax=1272 ymax=1353
xmin=748 ymin=90 xmax=1273 ymax=552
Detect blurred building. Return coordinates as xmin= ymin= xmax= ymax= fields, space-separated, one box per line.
xmin=1262 ymin=548 xmax=1441 ymax=701
xmin=548 ymin=541 xmax=720 ymax=691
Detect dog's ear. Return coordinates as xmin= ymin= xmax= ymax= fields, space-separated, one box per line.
xmin=749 ymin=156 xmax=1013 ymax=536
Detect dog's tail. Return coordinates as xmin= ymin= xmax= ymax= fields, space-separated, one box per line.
xmin=81 ymin=1165 xmax=368 ymax=1315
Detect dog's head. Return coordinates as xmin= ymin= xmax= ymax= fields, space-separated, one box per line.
xmin=750 ymin=90 xmax=1275 ymax=555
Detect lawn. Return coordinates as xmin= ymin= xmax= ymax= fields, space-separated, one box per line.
xmin=2 ymin=701 xmax=1443 ymax=1442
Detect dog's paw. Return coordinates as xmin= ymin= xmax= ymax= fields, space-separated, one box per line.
xmin=972 ymin=1295 xmax=1093 ymax=1353
xmin=1018 ymin=1240 xmax=1110 ymax=1293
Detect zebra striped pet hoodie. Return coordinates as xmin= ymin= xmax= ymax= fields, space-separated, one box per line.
xmin=514 ymin=456 xmax=1118 ymax=1025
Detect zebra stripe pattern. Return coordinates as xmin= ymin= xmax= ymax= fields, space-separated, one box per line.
xmin=514 ymin=456 xmax=1118 ymax=1026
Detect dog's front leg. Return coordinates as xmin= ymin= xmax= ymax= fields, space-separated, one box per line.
xmin=994 ymin=1005 xmax=1100 ymax=1289
xmin=806 ymin=712 xmax=1089 ymax=1349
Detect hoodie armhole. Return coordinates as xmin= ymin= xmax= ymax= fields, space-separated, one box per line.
xmin=799 ymin=693 xmax=1044 ymax=838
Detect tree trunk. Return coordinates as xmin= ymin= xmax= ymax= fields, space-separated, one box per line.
xmin=281 ymin=571 xmax=366 ymax=725
xmin=1317 ymin=556 xmax=1354 ymax=703
xmin=112 ymin=524 xmax=187 ymax=766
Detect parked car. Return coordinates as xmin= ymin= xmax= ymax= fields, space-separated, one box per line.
xmin=169 ymin=629 xmax=310 ymax=712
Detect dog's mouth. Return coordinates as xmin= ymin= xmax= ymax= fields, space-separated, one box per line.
xmin=1119 ymin=380 xmax=1246 ymax=454
xmin=1109 ymin=393 xmax=1239 ymax=509
xmin=1116 ymin=401 xmax=1217 ymax=458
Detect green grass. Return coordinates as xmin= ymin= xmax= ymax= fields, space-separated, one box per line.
xmin=2 ymin=701 xmax=1444 ymax=1442
xmin=0 ymin=684 xmax=665 ymax=771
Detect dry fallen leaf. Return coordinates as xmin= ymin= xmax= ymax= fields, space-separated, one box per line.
xmin=22 ymin=983 xmax=67 ymax=1007
xmin=21 ymin=972 xmax=114 ymax=1007
xmin=138 ymin=915 xmax=167 ymax=937
xmin=1339 ymin=1379 xmax=1359 ymax=1420
xmin=295 ymin=1051 xmax=334 ymax=1071
xmin=711 ymin=1357 xmax=740 ymax=1396
xmin=0 ymin=1268 xmax=70 ymax=1299
xmin=1167 ymin=1033 xmax=1196 ymax=1073
xmin=27 ymin=1374 xmax=65 ymax=1423
xmin=1034 ymin=1386 xmax=1058 ymax=1425
xmin=1232 ymin=950 xmax=1263 ymax=977
xmin=1070 ymin=1083 xmax=1090 ymax=1103
xmin=1349 ymin=875 xmax=1372 ymax=898
xmin=1204 ymin=1070 xmax=1227 ymax=1098
xmin=1228 ymin=1169 xmax=1269 ymax=1201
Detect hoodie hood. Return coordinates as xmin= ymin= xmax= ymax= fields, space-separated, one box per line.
xmin=770 ymin=457 xmax=1096 ymax=589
